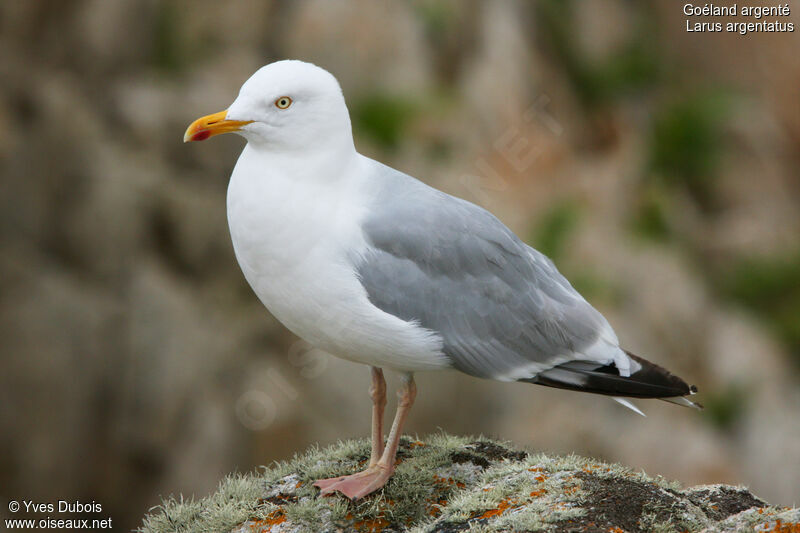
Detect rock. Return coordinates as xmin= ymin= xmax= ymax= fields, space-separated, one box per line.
xmin=137 ymin=434 xmax=797 ymax=533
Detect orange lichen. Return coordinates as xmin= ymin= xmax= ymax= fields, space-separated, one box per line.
xmin=427 ymin=498 xmax=449 ymax=517
xmin=343 ymin=511 xmax=392 ymax=532
xmin=761 ymin=520 xmax=800 ymax=533
xmin=431 ymin=474 xmax=466 ymax=490
xmin=246 ymin=510 xmax=287 ymax=532
xmin=529 ymin=489 xmax=547 ymax=498
xmin=408 ymin=440 xmax=426 ymax=448
xmin=563 ymin=485 xmax=580 ymax=495
xmin=534 ymin=474 xmax=547 ymax=483
xmin=352 ymin=516 xmax=391 ymax=532
xmin=264 ymin=510 xmax=286 ymax=526
xmin=608 ymin=527 xmax=625 ymax=533
xmin=477 ymin=498 xmax=518 ymax=519
xmin=552 ymin=502 xmax=571 ymax=512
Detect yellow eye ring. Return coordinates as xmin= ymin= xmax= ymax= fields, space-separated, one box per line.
xmin=275 ymin=96 xmax=292 ymax=109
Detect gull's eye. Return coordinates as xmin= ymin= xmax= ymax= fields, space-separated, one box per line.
xmin=275 ymin=96 xmax=292 ymax=109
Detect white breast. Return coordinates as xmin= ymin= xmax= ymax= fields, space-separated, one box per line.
xmin=226 ymin=148 xmax=449 ymax=372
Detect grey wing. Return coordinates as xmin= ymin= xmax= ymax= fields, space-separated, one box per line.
xmin=356 ymin=165 xmax=619 ymax=381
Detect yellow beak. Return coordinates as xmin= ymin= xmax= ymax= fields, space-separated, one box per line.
xmin=183 ymin=110 xmax=253 ymax=142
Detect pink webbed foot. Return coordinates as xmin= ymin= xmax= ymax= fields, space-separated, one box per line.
xmin=310 ymin=476 xmax=344 ymax=492
xmin=313 ymin=465 xmax=393 ymax=500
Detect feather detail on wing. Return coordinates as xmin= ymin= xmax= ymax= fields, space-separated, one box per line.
xmin=356 ymin=162 xmax=621 ymax=380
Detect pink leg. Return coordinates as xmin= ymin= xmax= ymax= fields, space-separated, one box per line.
xmin=314 ymin=373 xmax=416 ymax=500
xmin=313 ymin=367 xmax=387 ymax=491
xmin=369 ymin=367 xmax=387 ymax=465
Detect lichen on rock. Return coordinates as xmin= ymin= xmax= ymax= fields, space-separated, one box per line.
xmin=138 ymin=434 xmax=799 ymax=533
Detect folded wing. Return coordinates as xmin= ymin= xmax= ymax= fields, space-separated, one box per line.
xmin=356 ymin=164 xmax=624 ymax=381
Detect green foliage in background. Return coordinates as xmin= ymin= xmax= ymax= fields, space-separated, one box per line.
xmin=351 ymin=92 xmax=421 ymax=150
xmin=648 ymin=91 xmax=731 ymax=210
xmin=702 ymin=383 xmax=749 ymax=432
xmin=536 ymin=0 xmax=660 ymax=109
xmin=152 ymin=0 xmax=215 ymax=73
xmin=718 ymin=251 xmax=800 ymax=368
xmin=531 ymin=200 xmax=582 ymax=263
xmin=630 ymin=187 xmax=673 ymax=243
xmin=414 ymin=0 xmax=456 ymax=43
xmin=530 ymin=201 xmax=620 ymax=305
xmin=569 ymin=272 xmax=622 ymax=306
xmin=153 ymin=1 xmax=184 ymax=72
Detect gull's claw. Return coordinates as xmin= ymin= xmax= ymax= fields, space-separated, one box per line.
xmin=313 ymin=465 xmax=393 ymax=501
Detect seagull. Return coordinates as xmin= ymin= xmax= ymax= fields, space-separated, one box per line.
xmin=184 ymin=60 xmax=699 ymax=501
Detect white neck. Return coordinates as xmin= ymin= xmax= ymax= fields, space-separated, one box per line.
xmin=226 ymin=143 xmax=365 ymax=278
xmin=238 ymin=137 xmax=358 ymax=185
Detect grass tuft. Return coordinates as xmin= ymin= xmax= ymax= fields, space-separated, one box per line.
xmin=138 ymin=434 xmax=787 ymax=533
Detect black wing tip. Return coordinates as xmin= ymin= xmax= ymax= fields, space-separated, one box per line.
xmin=624 ymin=350 xmax=696 ymax=397
xmin=526 ymin=350 xmax=699 ymax=406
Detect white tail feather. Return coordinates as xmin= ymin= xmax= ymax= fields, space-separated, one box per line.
xmin=613 ymin=397 xmax=646 ymax=417
xmin=659 ymin=396 xmax=703 ymax=410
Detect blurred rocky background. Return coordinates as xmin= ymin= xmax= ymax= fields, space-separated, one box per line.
xmin=1 ymin=1 xmax=799 ymax=530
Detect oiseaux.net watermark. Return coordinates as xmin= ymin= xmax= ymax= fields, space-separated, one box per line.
xmin=5 ymin=500 xmax=112 ymax=530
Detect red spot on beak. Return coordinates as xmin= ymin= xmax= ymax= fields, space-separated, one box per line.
xmin=191 ymin=130 xmax=211 ymax=141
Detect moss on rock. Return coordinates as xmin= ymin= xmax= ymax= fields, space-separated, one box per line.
xmin=139 ymin=434 xmax=798 ymax=533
